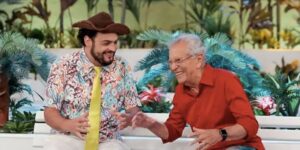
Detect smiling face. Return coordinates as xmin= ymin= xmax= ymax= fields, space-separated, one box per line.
xmin=169 ymin=41 xmax=204 ymax=86
xmin=84 ymin=32 xmax=118 ymax=66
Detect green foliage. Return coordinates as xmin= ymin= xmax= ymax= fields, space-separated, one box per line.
xmin=1 ymin=111 xmax=35 ymax=133
xmin=137 ymin=29 xmax=173 ymax=45
xmin=253 ymin=108 xmax=265 ymax=116
xmin=140 ymin=99 xmax=171 ymax=113
xmin=262 ymin=71 xmax=300 ymax=116
xmin=135 ymin=29 xmax=267 ymax=98
xmin=186 ymin=0 xmax=233 ymax=38
xmin=119 ymin=30 xmax=158 ymax=48
xmin=85 ymin=0 xmax=100 ymax=16
xmin=1 ymin=98 xmax=35 ymax=133
xmin=27 ymin=28 xmax=45 ymax=43
xmin=0 ymin=31 xmax=56 ymax=86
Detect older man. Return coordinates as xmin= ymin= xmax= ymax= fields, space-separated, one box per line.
xmin=132 ymin=34 xmax=264 ymax=150
xmin=44 ymin=12 xmax=140 ymax=150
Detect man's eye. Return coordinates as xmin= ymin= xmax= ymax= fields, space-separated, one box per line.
xmin=174 ymin=59 xmax=181 ymax=63
xmin=102 ymin=42 xmax=110 ymax=45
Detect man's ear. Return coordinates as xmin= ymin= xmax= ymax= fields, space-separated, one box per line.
xmin=196 ymin=53 xmax=204 ymax=68
xmin=84 ymin=35 xmax=92 ymax=47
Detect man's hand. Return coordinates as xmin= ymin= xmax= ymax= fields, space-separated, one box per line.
xmin=111 ymin=110 xmax=132 ymax=130
xmin=62 ymin=112 xmax=90 ymax=140
xmin=111 ymin=106 xmax=140 ymax=130
xmin=131 ymin=112 xmax=155 ymax=129
xmin=189 ymin=127 xmax=222 ymax=150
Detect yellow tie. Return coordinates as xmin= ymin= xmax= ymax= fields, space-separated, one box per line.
xmin=85 ymin=67 xmax=102 ymax=150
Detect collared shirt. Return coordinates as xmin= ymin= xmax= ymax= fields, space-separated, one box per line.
xmin=163 ymin=64 xmax=264 ymax=150
xmin=45 ymin=50 xmax=141 ymax=142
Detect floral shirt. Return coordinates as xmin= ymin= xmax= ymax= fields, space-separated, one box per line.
xmin=45 ymin=50 xmax=141 ymax=142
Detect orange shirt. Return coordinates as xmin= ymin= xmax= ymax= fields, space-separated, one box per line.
xmin=163 ymin=64 xmax=264 ymax=150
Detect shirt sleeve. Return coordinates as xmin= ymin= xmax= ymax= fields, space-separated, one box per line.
xmin=225 ymin=74 xmax=259 ymax=140
xmin=44 ymin=60 xmax=65 ymax=109
xmin=162 ymin=92 xmax=186 ymax=143
xmin=121 ymin=60 xmax=141 ymax=109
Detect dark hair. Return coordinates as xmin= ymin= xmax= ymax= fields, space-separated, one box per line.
xmin=77 ymin=29 xmax=98 ymax=46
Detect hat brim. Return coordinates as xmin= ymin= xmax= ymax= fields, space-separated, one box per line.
xmin=72 ymin=21 xmax=130 ymax=35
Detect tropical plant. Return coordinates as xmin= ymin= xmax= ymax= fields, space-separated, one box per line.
xmin=60 ymin=0 xmax=77 ymax=34
xmin=0 ymin=31 xmax=55 ymax=125
xmin=0 ymin=98 xmax=36 ymax=133
xmin=186 ymin=0 xmax=233 ymax=39
xmin=135 ymin=29 xmax=268 ymax=100
xmin=275 ymin=58 xmax=299 ymax=80
xmin=84 ymin=0 xmax=100 ymax=17
xmin=229 ymin=0 xmax=274 ymax=48
xmin=138 ymin=84 xmax=171 ymax=113
xmin=252 ymin=96 xmax=277 ymax=116
xmin=1 ymin=111 xmax=36 ymax=133
xmin=262 ymin=71 xmax=300 ymax=116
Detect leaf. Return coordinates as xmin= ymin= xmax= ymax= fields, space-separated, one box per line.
xmin=137 ymin=29 xmax=173 ymax=45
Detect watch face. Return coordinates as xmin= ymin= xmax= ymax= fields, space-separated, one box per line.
xmin=219 ymin=128 xmax=228 ymax=141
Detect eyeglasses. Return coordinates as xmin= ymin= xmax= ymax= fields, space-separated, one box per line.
xmin=168 ymin=55 xmax=194 ymax=66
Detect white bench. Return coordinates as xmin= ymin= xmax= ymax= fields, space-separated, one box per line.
xmin=33 ymin=111 xmax=300 ymax=150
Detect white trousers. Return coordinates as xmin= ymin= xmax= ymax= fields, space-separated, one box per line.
xmin=43 ymin=134 xmax=131 ymax=150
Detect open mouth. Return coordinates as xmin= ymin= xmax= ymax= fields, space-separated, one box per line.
xmin=103 ymin=51 xmax=115 ymax=60
xmin=175 ymin=72 xmax=183 ymax=76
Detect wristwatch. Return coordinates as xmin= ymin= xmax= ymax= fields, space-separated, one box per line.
xmin=219 ymin=128 xmax=228 ymax=141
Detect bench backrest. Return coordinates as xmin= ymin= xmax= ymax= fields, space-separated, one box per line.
xmin=34 ymin=111 xmax=300 ymax=141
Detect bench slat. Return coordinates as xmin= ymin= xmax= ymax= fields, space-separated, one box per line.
xmin=256 ymin=116 xmax=300 ymax=128
xmin=34 ymin=111 xmax=300 ymax=150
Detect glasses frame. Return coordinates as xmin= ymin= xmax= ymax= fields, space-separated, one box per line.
xmin=168 ymin=55 xmax=194 ymax=66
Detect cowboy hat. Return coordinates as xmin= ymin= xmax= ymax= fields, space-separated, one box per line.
xmin=72 ymin=12 xmax=130 ymax=35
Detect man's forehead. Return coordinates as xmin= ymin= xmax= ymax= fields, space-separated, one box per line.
xmin=170 ymin=42 xmax=189 ymax=54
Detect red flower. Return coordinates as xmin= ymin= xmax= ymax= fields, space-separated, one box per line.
xmin=255 ymin=96 xmax=277 ymax=115
xmin=139 ymin=85 xmax=164 ymax=104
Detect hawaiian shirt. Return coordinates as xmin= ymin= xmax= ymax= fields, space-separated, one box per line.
xmin=45 ymin=50 xmax=141 ymax=142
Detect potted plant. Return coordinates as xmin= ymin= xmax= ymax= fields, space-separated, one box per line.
xmin=0 ymin=31 xmax=55 ymax=127
xmin=138 ymin=84 xmax=172 ymax=113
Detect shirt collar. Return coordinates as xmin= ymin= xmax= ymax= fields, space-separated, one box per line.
xmin=79 ymin=49 xmax=116 ymax=75
xmin=181 ymin=64 xmax=215 ymax=96
xmin=199 ymin=64 xmax=215 ymax=87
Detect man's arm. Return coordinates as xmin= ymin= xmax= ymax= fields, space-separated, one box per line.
xmin=44 ymin=107 xmax=89 ymax=139
xmin=132 ymin=112 xmax=169 ymax=140
xmin=223 ymin=124 xmax=247 ymax=141
xmin=189 ymin=124 xmax=247 ymax=150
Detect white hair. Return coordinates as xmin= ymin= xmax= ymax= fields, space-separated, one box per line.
xmin=168 ymin=33 xmax=206 ymax=55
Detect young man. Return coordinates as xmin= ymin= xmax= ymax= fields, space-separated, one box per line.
xmin=132 ymin=34 xmax=264 ymax=150
xmin=44 ymin=12 xmax=140 ymax=150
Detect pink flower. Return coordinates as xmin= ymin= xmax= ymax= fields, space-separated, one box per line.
xmin=255 ymin=96 xmax=277 ymax=115
xmin=139 ymin=85 xmax=164 ymax=104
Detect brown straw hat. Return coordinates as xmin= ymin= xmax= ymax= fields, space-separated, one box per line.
xmin=72 ymin=12 xmax=130 ymax=35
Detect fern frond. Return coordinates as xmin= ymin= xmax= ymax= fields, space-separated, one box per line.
xmin=135 ymin=46 xmax=169 ymax=71
xmin=137 ymin=29 xmax=173 ymax=44
xmin=137 ymin=63 xmax=169 ymax=87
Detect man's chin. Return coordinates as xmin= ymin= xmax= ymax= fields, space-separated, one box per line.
xmin=101 ymin=61 xmax=113 ymax=66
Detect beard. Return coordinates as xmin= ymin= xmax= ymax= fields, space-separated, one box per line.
xmin=91 ymin=42 xmax=115 ymax=66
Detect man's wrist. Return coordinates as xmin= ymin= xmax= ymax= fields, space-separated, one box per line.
xmin=219 ymin=128 xmax=228 ymax=141
xmin=147 ymin=117 xmax=157 ymax=129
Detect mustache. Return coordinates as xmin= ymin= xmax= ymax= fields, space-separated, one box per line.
xmin=103 ymin=51 xmax=115 ymax=55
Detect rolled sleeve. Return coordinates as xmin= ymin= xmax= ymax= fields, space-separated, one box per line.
xmin=226 ymin=75 xmax=259 ymax=139
xmin=162 ymin=95 xmax=186 ymax=143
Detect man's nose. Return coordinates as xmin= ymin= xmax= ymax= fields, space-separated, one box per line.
xmin=169 ymin=63 xmax=177 ymax=72
xmin=109 ymin=43 xmax=117 ymax=51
